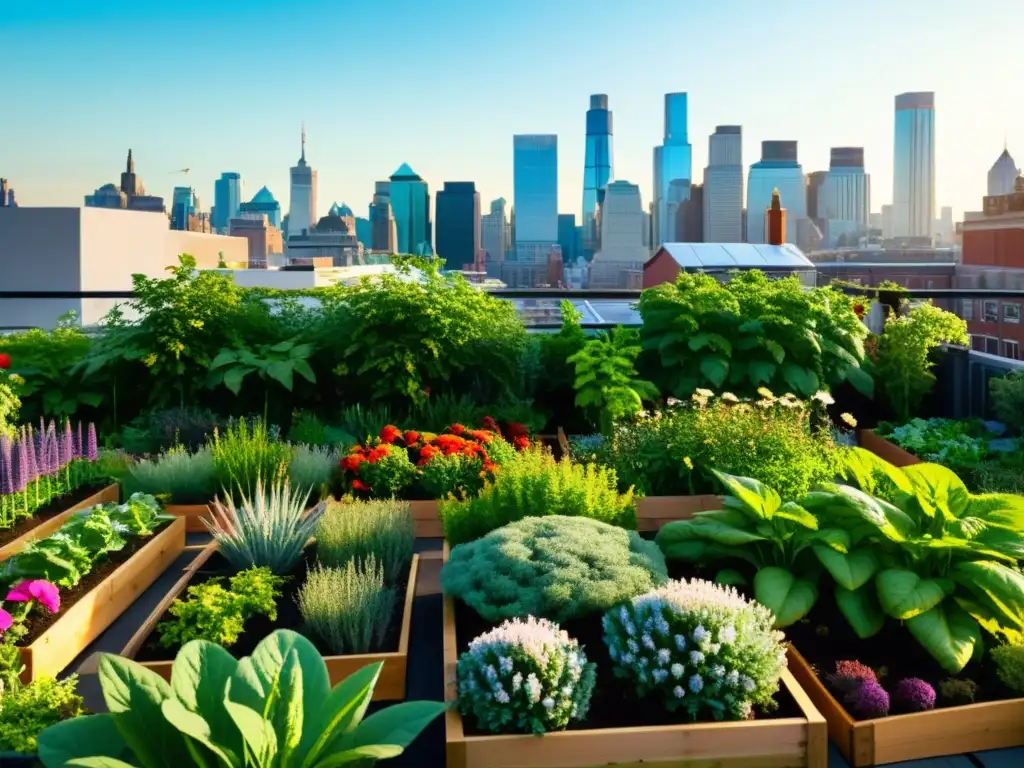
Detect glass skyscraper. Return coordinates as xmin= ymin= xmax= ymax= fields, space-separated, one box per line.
xmin=892 ymin=92 xmax=935 ymax=240
xmin=819 ymin=147 xmax=870 ymax=244
xmin=746 ymin=141 xmax=806 ymax=244
xmin=653 ymin=92 xmax=693 ymax=246
xmin=582 ymin=94 xmax=613 ymax=262
xmin=435 ymin=181 xmax=481 ymax=270
xmin=213 ymin=172 xmax=242 ymax=232
xmin=703 ymin=126 xmax=743 ymax=243
xmin=389 ymin=163 xmax=432 ymax=255
xmin=513 ymin=134 xmax=558 ymax=258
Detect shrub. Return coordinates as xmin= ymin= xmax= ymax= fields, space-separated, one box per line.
xmin=298 ymin=557 xmax=395 ymax=655
xmin=938 ymin=677 xmax=978 ymax=705
xmin=0 ymin=675 xmax=85 ymax=754
xmin=849 ymin=681 xmax=890 ymax=718
xmin=210 ymin=417 xmax=292 ymax=500
xmin=990 ymin=371 xmax=1024 ymax=434
xmin=441 ymin=516 xmax=666 ymax=624
xmin=457 ymin=616 xmax=596 ymax=735
xmin=156 ymin=567 xmax=285 ymax=649
xmin=892 ymin=678 xmax=936 ymax=712
xmin=121 ymin=406 xmax=222 ymax=454
xmin=343 ymin=442 xmax=417 ymax=497
xmin=992 ymin=643 xmax=1024 ymax=694
xmin=315 ymin=499 xmax=414 ymax=583
xmin=826 ymin=660 xmax=878 ymax=695
xmin=125 ymin=445 xmax=216 ymax=504
xmin=602 ymin=578 xmax=786 ymax=720
xmin=288 ymin=444 xmax=338 ymax=496
xmin=441 ymin=447 xmax=636 ymax=546
xmin=288 ymin=410 xmax=330 ymax=446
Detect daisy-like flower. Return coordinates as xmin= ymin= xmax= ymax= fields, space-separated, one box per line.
xmin=811 ymin=390 xmax=835 ymax=406
xmin=841 ymin=412 xmax=858 ymax=428
xmin=695 ymin=388 xmax=714 ymax=398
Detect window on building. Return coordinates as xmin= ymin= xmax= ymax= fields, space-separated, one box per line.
xmin=1004 ymin=339 xmax=1021 ymax=360
xmin=961 ymin=300 xmax=974 ymax=320
xmin=1004 ymin=303 xmax=1021 ymax=324
xmin=986 ymin=336 xmax=1000 ymax=355
xmin=984 ymin=300 xmax=999 ymax=322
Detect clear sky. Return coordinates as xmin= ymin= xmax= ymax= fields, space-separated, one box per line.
xmin=2 ymin=0 xmax=1020 ymax=222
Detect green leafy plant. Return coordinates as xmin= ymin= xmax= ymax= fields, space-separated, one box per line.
xmin=298 ymin=557 xmax=396 ymax=655
xmin=441 ymin=515 xmax=667 ymax=624
xmin=287 ymin=444 xmax=338 ymax=498
xmin=157 ymin=567 xmax=285 ymax=649
xmin=210 ymin=418 xmax=292 ymax=500
xmin=0 ymin=675 xmax=85 ymax=755
xmin=125 ymin=446 xmax=216 ymax=505
xmin=990 ymin=371 xmax=1024 ymax=434
xmin=315 ymin=500 xmax=414 ymax=583
xmin=568 ymin=327 xmax=659 ymax=435
xmin=992 ymin=643 xmax=1024 ymax=694
xmin=36 ymin=631 xmax=447 ymax=767
xmin=120 ymin=406 xmax=222 ymax=454
xmin=207 ymin=337 xmax=317 ymax=415
xmin=0 ymin=376 xmax=20 ymax=439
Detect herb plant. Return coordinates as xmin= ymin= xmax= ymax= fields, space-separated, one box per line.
xmin=210 ymin=418 xmax=292 ymax=500
xmin=287 ymin=444 xmax=338 ymax=497
xmin=315 ymin=499 xmax=414 ymax=583
xmin=298 ymin=557 xmax=396 ymax=655
xmin=125 ymin=445 xmax=216 ymax=505
xmin=992 ymin=643 xmax=1024 ymax=694
xmin=0 ymin=675 xmax=85 ymax=754
xmin=990 ymin=371 xmax=1024 ymax=433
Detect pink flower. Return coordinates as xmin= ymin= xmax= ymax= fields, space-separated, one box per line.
xmin=6 ymin=579 xmax=61 ymax=614
xmin=0 ymin=609 xmax=11 ymax=632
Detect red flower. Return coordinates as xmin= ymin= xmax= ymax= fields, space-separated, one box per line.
xmin=434 ymin=434 xmax=468 ymax=455
xmin=0 ymin=353 xmax=10 ymax=370
xmin=468 ymin=429 xmax=493 ymax=443
xmin=352 ymin=479 xmax=370 ymax=492
xmin=417 ymin=444 xmax=441 ymax=465
xmin=481 ymin=416 xmax=501 ymax=435
xmin=513 ymin=435 xmax=530 ymax=451
xmin=340 ymin=454 xmax=365 ymax=473
xmin=449 ymin=423 xmax=467 ymax=436
xmin=423 ymin=386 xmax=432 ymax=397
xmin=367 ymin=445 xmax=390 ymax=463
xmin=853 ymin=303 xmax=865 ymax=319
xmin=506 ymin=422 xmax=529 ymax=438
xmin=481 ymin=460 xmax=497 ymax=473
xmin=403 ymin=430 xmax=421 ymax=446
xmin=380 ymin=425 xmax=402 ymax=445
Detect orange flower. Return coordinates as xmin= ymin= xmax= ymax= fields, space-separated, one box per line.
xmin=352 ymin=479 xmax=370 ymax=492
xmin=367 ymin=445 xmax=390 ymax=463
xmin=417 ymin=444 xmax=441 ymax=465
xmin=434 ymin=434 xmax=467 ymax=455
xmin=380 ymin=425 xmax=402 ymax=445
xmin=403 ymin=430 xmax=421 ymax=446
xmin=449 ymin=423 xmax=467 ymax=436
xmin=468 ymin=429 xmax=494 ymax=443
xmin=340 ymin=454 xmax=365 ymax=473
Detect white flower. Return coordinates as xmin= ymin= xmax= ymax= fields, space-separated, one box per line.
xmin=689 ymin=674 xmax=704 ymax=693
xmin=674 ymin=634 xmax=687 ymax=651
xmin=695 ymin=388 xmax=714 ymax=397
xmin=542 ymin=697 xmax=555 ymax=710
xmin=498 ymin=656 xmax=513 ymax=674
xmin=726 ymin=670 xmax=740 ymax=687
xmin=512 ymin=672 xmax=523 ymax=692
xmin=711 ymin=665 xmax=726 ymax=679
xmin=811 ymin=390 xmax=835 ymax=406
xmin=692 ymin=625 xmax=710 ymax=643
xmin=562 ymin=685 xmax=573 ymax=696
xmin=708 ymin=643 xmax=721 ymax=655
xmin=494 ymin=689 xmax=510 ymax=704
xmin=741 ymin=675 xmax=756 ymax=692
xmin=652 ymin=668 xmax=669 ymax=683
xmin=525 ymin=673 xmax=541 ymax=704
xmin=484 ymin=665 xmax=498 ymax=681
xmin=671 ymin=663 xmax=685 ymax=679
xmin=620 ymin=652 xmax=634 ymax=665
xmin=689 ymin=650 xmax=704 ymax=665
xmin=673 ymin=685 xmax=686 ymax=698
xmin=719 ymin=625 xmax=736 ymax=644
xmin=627 ymin=638 xmax=639 ymax=653
xmin=721 ymin=392 xmax=739 ymax=403
xmin=657 ymin=648 xmax=671 ymax=665
xmin=642 ymin=633 xmax=656 ymax=650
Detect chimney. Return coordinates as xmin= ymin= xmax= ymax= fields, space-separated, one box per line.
xmin=766 ymin=188 xmax=786 ymax=245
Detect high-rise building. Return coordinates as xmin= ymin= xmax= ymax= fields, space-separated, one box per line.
xmin=680 ymin=184 xmax=704 ymax=243
xmin=481 ymin=198 xmax=509 ymax=263
xmin=558 ymin=213 xmax=578 ymax=263
xmin=170 ymin=186 xmax=210 ymax=232
xmin=435 ymin=181 xmax=481 ymax=270
xmin=288 ymin=126 xmax=318 ymax=238
xmin=389 ymin=164 xmax=431 ymax=255
xmin=0 ymin=179 xmax=17 ymax=207
xmin=240 ymin=186 xmax=282 ymax=229
xmin=369 ymin=181 xmax=397 ymax=252
xmin=85 ymin=150 xmax=165 ymax=213
xmin=582 ymin=94 xmax=613 ymax=262
xmin=989 ymin=146 xmax=1019 ymax=197
xmin=590 ymin=180 xmax=647 ymax=287
xmin=892 ymin=92 xmax=935 ymax=239
xmin=355 ymin=217 xmax=371 ymax=249
xmin=513 ymin=134 xmax=558 ymax=258
xmin=213 ymin=172 xmax=242 ymax=233
xmin=702 ymin=125 xmax=743 ymax=243
xmin=881 ymin=204 xmax=894 ymax=239
xmin=653 ymin=93 xmax=693 ymax=245
xmin=935 ymin=205 xmax=954 ymax=245
xmin=819 ymin=147 xmax=871 ymax=246
xmin=806 ymin=171 xmax=828 ymax=221
xmin=747 ymin=141 xmax=805 ymax=243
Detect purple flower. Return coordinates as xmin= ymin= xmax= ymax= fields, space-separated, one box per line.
xmin=46 ymin=424 xmax=59 ymax=475
xmin=0 ymin=438 xmax=13 ymax=496
xmin=74 ymin=422 xmax=84 ymax=459
xmin=849 ymin=681 xmax=890 ymax=719
xmin=893 ymin=678 xmax=936 ymax=713
xmin=59 ymin=420 xmax=73 ymax=467
xmin=827 ymin=660 xmax=878 ymax=694
xmin=12 ymin=439 xmax=28 ymax=493
xmin=6 ymin=580 xmax=61 ymax=614
xmin=0 ymin=609 xmax=12 ymax=633
xmin=25 ymin=426 xmax=38 ymax=482
xmin=87 ymin=423 xmax=98 ymax=461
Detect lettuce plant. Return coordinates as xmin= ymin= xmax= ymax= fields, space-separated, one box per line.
xmin=36 ymin=630 xmax=447 ymax=767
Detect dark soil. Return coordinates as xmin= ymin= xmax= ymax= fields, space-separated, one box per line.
xmin=453 ymin=598 xmax=801 ymax=736
xmin=18 ymin=523 xmax=168 ymax=645
xmin=0 ymin=482 xmax=110 ymax=548
xmin=136 ymin=548 xmax=408 ymax=662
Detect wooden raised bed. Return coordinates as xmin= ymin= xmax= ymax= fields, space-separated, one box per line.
xmin=410 ymin=500 xmax=443 ymax=538
xmin=859 ymin=430 xmax=921 ymax=468
xmin=442 ymin=544 xmax=828 ymax=768
xmin=787 ymin=646 xmax=1024 ymax=766
xmin=19 ymin=515 xmax=186 ymax=683
xmin=0 ymin=483 xmax=120 ymax=562
xmin=162 ymin=503 xmax=214 ymax=533
xmin=121 ymin=543 xmax=419 ymax=701
xmin=636 ymin=495 xmax=722 ymax=532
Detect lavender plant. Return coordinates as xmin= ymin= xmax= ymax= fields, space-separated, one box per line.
xmin=456 ymin=616 xmax=596 ymax=735
xmin=602 ymin=578 xmax=786 ymax=721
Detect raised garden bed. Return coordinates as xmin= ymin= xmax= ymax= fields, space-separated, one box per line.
xmin=120 ymin=543 xmax=419 ymax=701
xmin=858 ymin=429 xmax=921 ymax=468
xmin=161 ymin=503 xmax=214 ymax=533
xmin=19 ymin=515 xmax=186 ymax=682
xmin=0 ymin=483 xmax=120 ymax=561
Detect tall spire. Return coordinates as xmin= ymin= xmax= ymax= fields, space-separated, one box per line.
xmin=300 ymin=123 xmax=306 ymax=163
xmin=126 ymin=149 xmax=134 ymax=174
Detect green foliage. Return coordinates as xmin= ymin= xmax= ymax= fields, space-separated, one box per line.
xmin=287 ymin=411 xmax=348 ymax=447
xmin=120 ymin=406 xmax=222 ymax=454
xmin=298 ymin=557 xmax=396 ymax=655
xmin=335 ymin=404 xmax=395 ymax=445
xmin=315 ymin=500 xmax=414 ymax=583
xmin=0 ymin=675 xmax=85 ymax=754
xmin=287 ymin=444 xmax=339 ymax=497
xmin=211 ymin=418 xmax=292 ymax=500
xmin=157 ymin=567 xmax=285 ymax=649
xmin=568 ymin=327 xmax=659 ymax=435
xmin=0 ymin=377 xmax=20 ymax=439
xmin=406 ymin=392 xmax=481 ymax=432
xmin=207 ymin=336 xmax=317 ymax=398
xmin=992 ymin=643 xmax=1024 ymax=694
xmin=207 ymin=478 xmax=325 ymax=575
xmin=441 ymin=447 xmax=636 ymax=546
xmin=874 ymin=302 xmax=968 ymax=422
xmin=938 ymin=677 xmax=978 ymax=705
xmin=441 ymin=515 xmax=667 ymax=624
xmin=125 ymin=446 xmax=216 ymax=505
xmin=990 ymin=371 xmax=1024 ymax=434
xmin=36 ymin=631 xmax=447 ymax=768
xmin=358 ymin=444 xmax=418 ymax=497
xmin=638 ymin=270 xmax=872 ymax=400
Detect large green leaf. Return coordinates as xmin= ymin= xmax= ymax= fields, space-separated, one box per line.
xmin=160 ymin=698 xmax=238 ymax=766
xmin=171 ymin=640 xmax=244 ymax=761
xmin=836 ymin=585 xmax=885 ymax=639
xmin=813 ymin=546 xmax=878 ymax=591
xmin=844 ymin=366 xmax=875 ymax=399
xmin=688 ymin=518 xmax=767 ymax=546
xmin=223 ymin=365 xmax=255 ymax=395
xmin=902 ymin=464 xmax=970 ymax=521
xmin=953 ymin=560 xmax=1024 ymax=631
xmin=37 ymin=714 xmax=130 ymax=767
xmin=293 ymin=358 xmax=317 ymax=384
xmin=747 ymin=360 xmax=776 ymax=386
xmin=300 ymin=663 xmax=382 ymax=767
xmin=781 ymin=363 xmax=819 ymax=397
xmin=809 ymin=527 xmax=851 ymax=553
xmin=266 ymin=360 xmax=295 ymax=391
xmin=876 ymin=569 xmax=952 ymax=620
xmin=688 ymin=332 xmax=732 ymax=356
xmin=655 ymin=521 xmax=755 ymax=563
xmin=753 ymin=567 xmax=819 ymax=627
xmin=65 ymin=760 xmax=138 ymax=768
xmin=712 ymin=471 xmax=781 ymax=520
xmin=699 ymin=356 xmax=730 ymax=388
xmin=774 ymin=502 xmax=819 ymax=530
xmin=838 ymin=448 xmax=914 ymax=496
xmin=715 ymin=568 xmax=748 ymax=586
xmin=970 ymin=494 xmax=1024 ymax=531
xmin=814 ymin=484 xmax=913 ymax=541
xmin=210 ymin=349 xmax=239 ymax=370
xmin=906 ymin=603 xmax=982 ymax=673
xmin=764 ymin=339 xmax=786 ymax=363
xmin=224 ymin=688 xmax=278 ymax=765
xmin=327 ymin=701 xmax=448 ymax=757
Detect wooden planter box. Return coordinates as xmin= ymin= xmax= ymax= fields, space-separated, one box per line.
xmin=858 ymin=430 xmax=920 ymax=468
xmin=636 ymin=495 xmax=723 ymax=532
xmin=0 ymin=483 xmax=120 ymax=562
xmin=442 ymin=543 xmax=828 ymax=768
xmin=410 ymin=500 xmax=443 ymax=538
xmin=121 ymin=544 xmax=419 ymax=701
xmin=19 ymin=516 xmax=186 ymax=683
xmin=787 ymin=646 xmax=1024 ymax=766
xmin=162 ymin=503 xmax=215 ymax=533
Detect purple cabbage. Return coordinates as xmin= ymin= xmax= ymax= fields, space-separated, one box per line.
xmin=87 ymin=423 xmax=98 ymax=461
xmin=893 ymin=678 xmax=936 ymax=712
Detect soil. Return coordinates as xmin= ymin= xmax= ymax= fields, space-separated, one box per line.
xmin=453 ymin=597 xmax=801 ymax=736
xmin=0 ymin=482 xmax=110 ymax=548
xmin=136 ymin=548 xmax=409 ymax=662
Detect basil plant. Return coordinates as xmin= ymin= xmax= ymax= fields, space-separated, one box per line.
xmin=37 ymin=629 xmax=446 ymax=767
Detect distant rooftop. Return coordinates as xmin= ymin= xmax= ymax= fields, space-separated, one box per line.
xmin=654 ymin=242 xmax=814 ymax=270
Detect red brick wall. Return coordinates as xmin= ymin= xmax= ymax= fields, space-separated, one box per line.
xmin=642 ymin=251 xmax=682 ymax=288
xmin=962 ymin=227 xmax=1024 ymax=268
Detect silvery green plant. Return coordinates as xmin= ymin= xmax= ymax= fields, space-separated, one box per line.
xmin=36 ymin=630 xmax=446 ymax=768
xmin=457 ymin=616 xmax=596 ymax=735
xmin=207 ymin=476 xmax=324 ymax=575
xmin=287 ymin=444 xmax=338 ymax=497
xmin=602 ymin=578 xmax=786 ymax=721
xmin=316 ymin=499 xmax=415 ymax=584
xmin=126 ymin=446 xmax=216 ymax=505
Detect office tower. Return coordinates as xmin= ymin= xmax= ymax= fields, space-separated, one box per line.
xmin=213 ymin=172 xmax=242 ymax=232
xmin=988 ymin=146 xmax=1018 ymax=196
xmin=681 ymin=184 xmax=703 ymax=242
xmin=881 ymin=204 xmax=894 ymax=239
xmin=557 ymin=214 xmax=578 ymax=263
xmin=582 ymin=94 xmax=614 ymax=262
xmin=389 ymin=164 xmax=431 ymax=255
xmin=892 ymin=92 xmax=935 ymax=239
xmin=435 ymin=181 xmax=481 ymax=270
xmin=513 ymin=134 xmax=558 ymax=259
xmin=747 ymin=141 xmax=805 ymax=243
xmin=935 ymin=205 xmax=954 ymax=244
xmin=0 ymin=179 xmax=16 ymax=207
xmin=653 ymin=93 xmax=693 ymax=244
xmin=369 ymin=181 xmax=398 ymax=252
xmin=170 ymin=186 xmax=210 ymax=232
xmin=240 ymin=186 xmax=282 ymax=229
xmin=480 ymin=198 xmax=509 ymax=263
xmin=87 ymin=150 xmax=165 ymax=213
xmin=806 ymin=171 xmax=828 ymax=221
xmin=702 ymin=125 xmax=743 ymax=242
xmin=355 ymin=217 xmax=371 ymax=249
xmin=288 ymin=126 xmax=318 ymax=237
xmin=819 ymin=147 xmax=870 ymax=245
xmin=590 ymin=180 xmax=647 ymax=288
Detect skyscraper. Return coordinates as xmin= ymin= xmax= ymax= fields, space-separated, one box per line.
xmin=288 ymin=126 xmax=318 ymax=238
xmin=481 ymin=198 xmax=510 ymax=263
xmin=435 ymin=181 xmax=481 ymax=270
xmin=702 ymin=125 xmax=743 ymax=242
xmin=389 ymin=163 xmax=431 ymax=255
xmin=513 ymin=134 xmax=558 ymax=259
xmin=590 ymin=180 xmax=647 ymax=287
xmin=558 ymin=213 xmax=578 ymax=263
xmin=681 ymin=184 xmax=704 ymax=243
xmin=582 ymin=94 xmax=613 ymax=262
xmin=746 ymin=141 xmax=806 ymax=244
xmin=0 ymin=179 xmax=16 ymax=207
xmin=369 ymin=181 xmax=397 ymax=252
xmin=213 ymin=172 xmax=242 ymax=232
xmin=240 ymin=187 xmax=281 ymax=229
xmin=170 ymin=186 xmax=210 ymax=232
xmin=819 ymin=147 xmax=870 ymax=242
xmin=806 ymin=171 xmax=828 ymax=221
xmin=988 ymin=146 xmax=1018 ymax=196
xmin=892 ymin=92 xmax=935 ymax=239
xmin=653 ymin=93 xmax=693 ymax=245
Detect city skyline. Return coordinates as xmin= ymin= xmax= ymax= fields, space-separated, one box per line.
xmin=2 ymin=0 xmax=1021 ymax=223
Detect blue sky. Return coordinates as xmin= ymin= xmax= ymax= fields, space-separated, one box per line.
xmin=2 ymin=0 xmax=1020 ymax=221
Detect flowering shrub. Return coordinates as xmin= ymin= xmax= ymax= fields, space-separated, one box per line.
xmin=0 ymin=579 xmax=62 ymax=687
xmin=0 ymin=354 xmax=20 ymax=440
xmin=457 ymin=616 xmax=596 ymax=734
xmin=850 ymin=681 xmax=890 ymax=718
xmin=602 ymin=578 xmax=786 ymax=721
xmin=892 ymin=678 xmax=936 ymax=712
xmin=825 ymin=660 xmax=878 ymax=695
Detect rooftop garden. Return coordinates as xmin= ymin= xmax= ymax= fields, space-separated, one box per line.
xmin=0 ymin=255 xmax=1021 ymax=767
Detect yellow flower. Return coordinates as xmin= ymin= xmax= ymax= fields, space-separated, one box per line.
xmin=683 ymin=456 xmax=694 ymax=470
xmin=841 ymin=413 xmax=858 ymax=428
xmin=721 ymin=392 xmax=739 ymax=403
xmin=8 ymin=373 xmax=24 ymax=385
xmin=757 ymin=387 xmax=774 ymax=398
xmin=811 ymin=390 xmax=835 ymax=406
xmin=143 ymin=353 xmax=159 ymax=367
